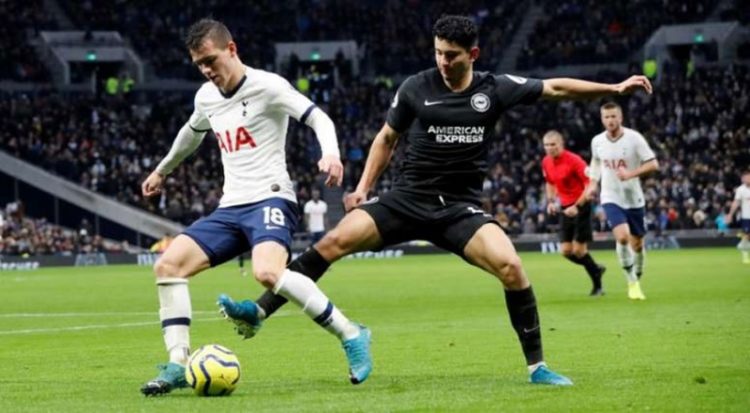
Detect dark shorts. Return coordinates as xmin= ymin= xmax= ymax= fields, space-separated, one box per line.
xmin=358 ymin=189 xmax=498 ymax=258
xmin=602 ymin=203 xmax=646 ymax=237
xmin=183 ymin=198 xmax=299 ymax=267
xmin=742 ymin=219 xmax=750 ymax=234
xmin=559 ymin=202 xmax=594 ymax=243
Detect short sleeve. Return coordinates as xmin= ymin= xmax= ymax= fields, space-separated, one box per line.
xmin=188 ymin=95 xmax=211 ymax=132
xmin=573 ymin=154 xmax=590 ymax=185
xmin=321 ymin=202 xmax=327 ymax=213
xmin=268 ymin=75 xmax=316 ymax=123
xmin=635 ymin=133 xmax=656 ymax=163
xmin=493 ymin=74 xmax=544 ymax=108
xmin=541 ymin=158 xmax=552 ymax=183
xmin=386 ymin=76 xmax=417 ymax=133
xmin=304 ymin=202 xmax=311 ymax=213
xmin=736 ymin=187 xmax=743 ymax=201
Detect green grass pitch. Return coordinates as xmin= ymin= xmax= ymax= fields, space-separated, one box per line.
xmin=0 ymin=248 xmax=748 ymax=412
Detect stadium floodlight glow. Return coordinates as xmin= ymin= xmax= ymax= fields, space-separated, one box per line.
xmin=693 ymin=33 xmax=705 ymax=43
xmin=86 ymin=51 xmax=97 ymax=61
xmin=310 ymin=50 xmax=321 ymax=61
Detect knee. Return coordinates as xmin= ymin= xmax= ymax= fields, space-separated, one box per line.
xmin=631 ymin=240 xmax=644 ymax=252
xmin=154 ymin=257 xmax=183 ymax=278
xmin=560 ymin=245 xmax=573 ymax=258
xmin=316 ymin=229 xmax=351 ymax=259
xmin=572 ymin=246 xmax=587 ymax=257
xmin=498 ymin=254 xmax=525 ymax=287
xmin=615 ymin=236 xmax=629 ymax=245
xmin=253 ymin=269 xmax=281 ymax=289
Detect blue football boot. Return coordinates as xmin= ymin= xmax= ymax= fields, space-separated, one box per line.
xmin=529 ymin=365 xmax=573 ymax=386
xmin=140 ymin=362 xmax=188 ymax=396
xmin=217 ymin=294 xmax=263 ymax=339
xmin=342 ymin=324 xmax=372 ymax=384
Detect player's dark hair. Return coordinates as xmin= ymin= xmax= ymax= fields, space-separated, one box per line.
xmin=743 ymin=170 xmax=750 ymax=176
xmin=432 ymin=15 xmax=478 ymax=50
xmin=185 ymin=18 xmax=233 ymax=50
xmin=600 ymin=101 xmax=622 ymax=111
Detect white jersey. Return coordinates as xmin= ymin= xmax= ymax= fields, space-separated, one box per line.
xmin=303 ymin=199 xmax=328 ymax=232
xmin=735 ymin=184 xmax=750 ymax=219
xmin=590 ymin=127 xmax=656 ymax=209
xmin=189 ymin=66 xmax=316 ymax=207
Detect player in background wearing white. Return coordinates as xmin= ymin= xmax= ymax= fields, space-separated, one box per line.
xmin=304 ymin=188 xmax=328 ymax=245
xmin=139 ymin=19 xmax=371 ymax=395
xmin=586 ymin=102 xmax=659 ymax=300
xmin=727 ymin=170 xmax=750 ymax=264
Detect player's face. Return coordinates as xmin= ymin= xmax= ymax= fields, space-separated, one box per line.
xmin=600 ymin=108 xmax=623 ymax=133
xmin=190 ymin=38 xmax=236 ymax=90
xmin=434 ymin=38 xmax=478 ymax=83
xmin=743 ymin=173 xmax=750 ymax=186
xmin=543 ymin=136 xmax=563 ymax=157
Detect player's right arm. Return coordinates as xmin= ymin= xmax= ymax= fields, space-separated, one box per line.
xmin=545 ymin=183 xmax=558 ymax=215
xmin=142 ymin=100 xmax=210 ymax=197
xmin=345 ymin=124 xmax=401 ymax=211
xmin=346 ymin=76 xmax=414 ymax=211
xmin=584 ymin=140 xmax=601 ymax=200
xmin=727 ymin=189 xmax=741 ymax=223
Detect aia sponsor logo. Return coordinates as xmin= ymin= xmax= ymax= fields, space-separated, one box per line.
xmin=214 ymin=127 xmax=257 ymax=153
xmin=603 ymin=159 xmax=627 ymax=169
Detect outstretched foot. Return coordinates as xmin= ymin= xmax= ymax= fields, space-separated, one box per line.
xmin=217 ymin=294 xmax=263 ymax=339
xmin=529 ymin=365 xmax=573 ymax=386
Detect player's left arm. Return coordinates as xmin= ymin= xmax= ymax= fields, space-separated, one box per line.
xmin=270 ymin=77 xmax=343 ymax=187
xmin=541 ymin=75 xmax=652 ymax=101
xmin=564 ymin=156 xmax=591 ymax=217
xmin=304 ymin=109 xmax=343 ymax=187
xmin=618 ymin=134 xmax=659 ymax=180
xmin=727 ymin=190 xmax=741 ymax=223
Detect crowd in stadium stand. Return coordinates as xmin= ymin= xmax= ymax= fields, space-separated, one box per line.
xmin=0 ymin=201 xmax=129 ymax=256
xmin=1 ymin=1 xmax=748 ymax=256
xmin=518 ymin=0 xmax=713 ymax=69
xmin=1 ymin=63 xmax=747 ymax=256
xmin=0 ymin=0 xmax=57 ymax=81
xmin=57 ymin=0 xmax=522 ymax=79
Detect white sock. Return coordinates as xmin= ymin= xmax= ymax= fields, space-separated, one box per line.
xmin=738 ymin=239 xmax=750 ymax=252
xmin=616 ymin=242 xmax=637 ymax=283
xmin=273 ymin=269 xmax=359 ymax=340
xmin=157 ymin=277 xmax=191 ymax=366
xmin=634 ymin=249 xmax=645 ymax=276
xmin=528 ymin=361 xmax=547 ymax=373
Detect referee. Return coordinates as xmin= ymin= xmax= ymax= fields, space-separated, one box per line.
xmin=542 ymin=130 xmax=605 ymax=296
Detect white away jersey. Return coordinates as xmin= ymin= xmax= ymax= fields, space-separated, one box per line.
xmin=303 ymin=199 xmax=327 ymax=232
xmin=734 ymin=185 xmax=750 ymax=219
xmin=189 ymin=66 xmax=316 ymax=207
xmin=591 ymin=127 xmax=656 ymax=208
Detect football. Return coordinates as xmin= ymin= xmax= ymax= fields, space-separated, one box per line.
xmin=185 ymin=344 xmax=241 ymax=396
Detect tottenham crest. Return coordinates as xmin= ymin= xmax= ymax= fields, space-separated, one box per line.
xmin=470 ymin=93 xmax=490 ymax=113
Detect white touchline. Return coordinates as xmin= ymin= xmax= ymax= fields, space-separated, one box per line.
xmin=0 ymin=310 xmax=296 ymax=335
xmin=0 ymin=310 xmax=218 ymax=318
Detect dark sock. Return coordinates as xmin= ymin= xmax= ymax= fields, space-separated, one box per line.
xmin=565 ymin=254 xmax=602 ymax=287
xmin=255 ymin=248 xmax=331 ymax=318
xmin=504 ymin=286 xmax=543 ymax=365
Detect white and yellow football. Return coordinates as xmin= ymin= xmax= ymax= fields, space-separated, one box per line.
xmin=186 ymin=344 xmax=241 ymax=396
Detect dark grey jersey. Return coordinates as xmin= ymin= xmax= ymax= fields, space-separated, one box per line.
xmin=386 ymin=68 xmax=543 ymax=202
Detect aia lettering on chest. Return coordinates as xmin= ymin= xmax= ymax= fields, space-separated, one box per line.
xmin=603 ymin=159 xmax=627 ymax=170
xmin=215 ymin=127 xmax=257 ymax=153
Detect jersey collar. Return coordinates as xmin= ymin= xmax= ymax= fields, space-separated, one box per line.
xmin=219 ymin=74 xmax=248 ymax=99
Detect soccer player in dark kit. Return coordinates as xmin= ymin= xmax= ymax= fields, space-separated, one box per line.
xmin=219 ymin=15 xmax=652 ymax=385
xmin=542 ymin=130 xmax=606 ymax=296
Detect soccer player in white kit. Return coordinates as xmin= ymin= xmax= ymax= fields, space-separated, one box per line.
xmin=727 ymin=170 xmax=750 ymax=264
xmin=139 ymin=19 xmax=371 ymax=395
xmin=304 ymin=188 xmax=328 ymax=244
xmin=586 ymin=102 xmax=659 ymax=300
